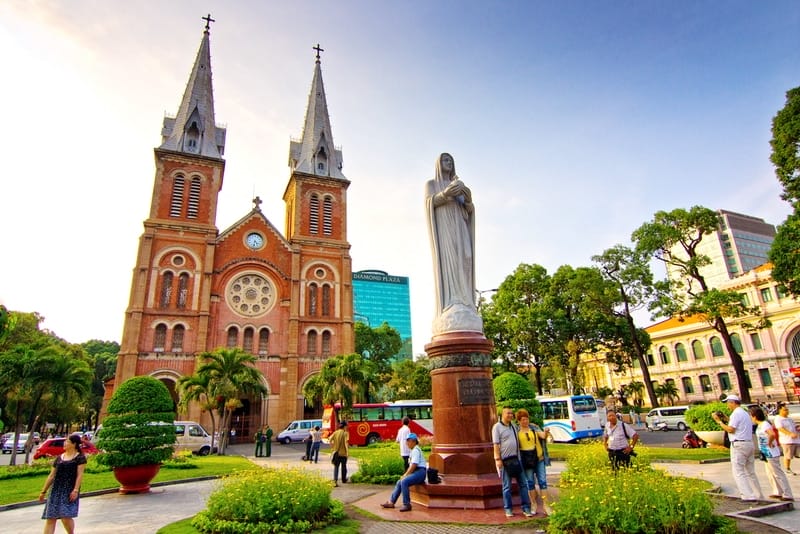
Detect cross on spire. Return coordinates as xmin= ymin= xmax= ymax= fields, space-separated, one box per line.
xmin=313 ymin=43 xmax=324 ymax=62
xmin=252 ymin=196 xmax=263 ymax=210
xmin=202 ymin=13 xmax=215 ymax=31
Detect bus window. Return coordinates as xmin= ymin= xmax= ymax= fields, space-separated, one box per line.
xmin=385 ymin=407 xmax=401 ymax=421
xmin=571 ymin=397 xmax=597 ymax=413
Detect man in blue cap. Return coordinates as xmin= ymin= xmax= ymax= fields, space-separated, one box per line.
xmin=381 ymin=432 xmax=427 ymax=512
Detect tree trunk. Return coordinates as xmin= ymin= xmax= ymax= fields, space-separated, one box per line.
xmin=625 ymin=314 xmax=659 ymax=408
xmin=715 ymin=318 xmax=751 ymax=403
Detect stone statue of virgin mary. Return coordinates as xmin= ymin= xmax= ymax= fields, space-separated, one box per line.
xmin=425 ymin=153 xmax=483 ymax=335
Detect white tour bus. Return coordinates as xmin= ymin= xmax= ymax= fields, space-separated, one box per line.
xmin=539 ymin=395 xmax=604 ymax=443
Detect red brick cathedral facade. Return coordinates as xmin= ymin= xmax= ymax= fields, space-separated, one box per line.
xmin=114 ymin=25 xmax=354 ymax=436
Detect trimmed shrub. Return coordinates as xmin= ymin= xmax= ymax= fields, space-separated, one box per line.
xmin=192 ymin=467 xmax=345 ymax=533
xmin=96 ymin=376 xmax=176 ymax=468
xmin=685 ymin=402 xmax=730 ymax=431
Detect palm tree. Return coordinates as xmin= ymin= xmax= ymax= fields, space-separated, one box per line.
xmin=624 ymin=381 xmax=645 ymax=408
xmin=304 ymin=353 xmax=373 ymax=419
xmin=193 ymin=348 xmax=267 ymax=455
xmin=177 ymin=372 xmax=220 ymax=452
xmin=655 ymin=381 xmax=680 ymax=407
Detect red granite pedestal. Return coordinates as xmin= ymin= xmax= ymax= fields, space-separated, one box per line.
xmin=410 ymin=331 xmax=510 ymax=509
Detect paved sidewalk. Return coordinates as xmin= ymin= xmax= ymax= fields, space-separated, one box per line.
xmin=0 ymin=443 xmax=797 ymax=533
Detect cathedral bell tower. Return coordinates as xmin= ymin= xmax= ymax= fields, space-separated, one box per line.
xmin=116 ymin=19 xmax=226 ymax=386
xmin=277 ymin=45 xmax=354 ymax=425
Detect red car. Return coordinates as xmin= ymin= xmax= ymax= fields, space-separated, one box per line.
xmin=33 ymin=437 xmax=99 ymax=460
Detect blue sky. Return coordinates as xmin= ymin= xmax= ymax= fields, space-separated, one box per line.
xmin=1 ymin=1 xmax=798 ymax=355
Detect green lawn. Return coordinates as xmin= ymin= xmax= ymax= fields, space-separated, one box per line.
xmin=0 ymin=456 xmax=255 ymax=506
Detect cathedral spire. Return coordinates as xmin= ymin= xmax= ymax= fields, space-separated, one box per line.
xmin=289 ymin=45 xmax=345 ymax=179
xmin=160 ymin=17 xmax=226 ymax=158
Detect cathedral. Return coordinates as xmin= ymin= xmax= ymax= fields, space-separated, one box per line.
xmin=113 ymin=21 xmax=354 ymax=438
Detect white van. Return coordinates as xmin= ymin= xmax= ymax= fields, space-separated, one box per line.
xmin=277 ymin=419 xmax=322 ymax=444
xmin=645 ymin=406 xmax=690 ymax=431
xmin=174 ymin=421 xmax=214 ymax=455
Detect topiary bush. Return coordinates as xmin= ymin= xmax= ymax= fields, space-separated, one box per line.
xmin=192 ymin=467 xmax=345 ymax=533
xmin=96 ymin=376 xmax=177 ymax=468
xmin=492 ymin=372 xmax=542 ymax=426
xmin=685 ymin=402 xmax=730 ymax=431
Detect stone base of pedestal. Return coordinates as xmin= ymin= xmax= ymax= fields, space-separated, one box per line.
xmin=409 ymin=474 xmax=526 ymax=509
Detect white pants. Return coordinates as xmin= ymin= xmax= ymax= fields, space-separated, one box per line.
xmin=731 ymin=441 xmax=764 ymax=500
xmin=763 ymin=455 xmax=793 ymax=499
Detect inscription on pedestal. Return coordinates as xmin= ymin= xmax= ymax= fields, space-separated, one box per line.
xmin=458 ymin=378 xmax=493 ymax=405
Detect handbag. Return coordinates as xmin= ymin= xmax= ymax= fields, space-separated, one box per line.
xmin=520 ymin=449 xmax=538 ymax=470
xmin=331 ymin=451 xmax=339 ymax=464
xmin=426 ymin=467 xmax=441 ymax=484
xmin=502 ymin=456 xmax=522 ymax=478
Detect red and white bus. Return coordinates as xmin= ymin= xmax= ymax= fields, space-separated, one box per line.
xmin=322 ymin=399 xmax=433 ymax=446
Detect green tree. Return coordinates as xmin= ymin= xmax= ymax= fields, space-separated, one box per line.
xmin=354 ymin=321 xmax=403 ymax=382
xmin=769 ymin=213 xmax=800 ymax=298
xmin=192 ymin=348 xmax=267 ymax=454
xmin=632 ymin=206 xmax=768 ymax=403
xmin=80 ymin=339 xmax=119 ymax=431
xmin=387 ymin=358 xmax=432 ymax=400
xmin=770 ymin=86 xmax=800 ymax=208
xmin=592 ymin=245 xmax=659 ymax=407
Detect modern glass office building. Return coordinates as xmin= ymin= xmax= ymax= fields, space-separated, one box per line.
xmin=352 ymin=269 xmax=412 ymax=360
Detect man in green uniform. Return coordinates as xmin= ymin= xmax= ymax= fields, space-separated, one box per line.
xmin=264 ymin=425 xmax=273 ymax=457
xmin=254 ymin=428 xmax=264 ymax=457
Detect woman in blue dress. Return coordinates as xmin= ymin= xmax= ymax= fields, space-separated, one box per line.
xmin=39 ymin=434 xmax=86 ymax=534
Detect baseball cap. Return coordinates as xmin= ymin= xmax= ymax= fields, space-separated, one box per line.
xmin=722 ymin=394 xmax=741 ymax=403
xmin=406 ymin=433 xmax=419 ymax=442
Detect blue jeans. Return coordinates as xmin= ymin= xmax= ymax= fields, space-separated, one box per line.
xmin=502 ymin=464 xmax=531 ymax=512
xmin=389 ymin=467 xmax=427 ymax=506
xmin=524 ymin=461 xmax=547 ymax=491
xmin=333 ymin=455 xmax=348 ymax=482
xmin=311 ymin=442 xmax=321 ymax=462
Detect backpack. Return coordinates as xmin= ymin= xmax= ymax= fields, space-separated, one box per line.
xmin=427 ymin=467 xmax=442 ymax=484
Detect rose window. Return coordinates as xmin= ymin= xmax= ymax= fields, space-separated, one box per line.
xmin=227 ymin=274 xmax=274 ymax=317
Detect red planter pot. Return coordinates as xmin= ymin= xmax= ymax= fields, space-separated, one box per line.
xmin=112 ymin=464 xmax=161 ymax=494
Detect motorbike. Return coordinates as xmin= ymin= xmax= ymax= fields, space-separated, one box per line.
xmin=648 ymin=418 xmax=669 ymax=432
xmin=682 ymin=429 xmax=705 ymax=449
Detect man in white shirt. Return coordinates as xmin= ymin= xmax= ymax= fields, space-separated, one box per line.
xmin=396 ymin=417 xmax=411 ymax=471
xmin=603 ymin=411 xmax=639 ymax=470
xmin=712 ymin=394 xmax=764 ymax=501
xmin=774 ymin=404 xmax=800 ymax=475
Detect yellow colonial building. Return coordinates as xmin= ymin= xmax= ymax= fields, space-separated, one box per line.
xmin=585 ymin=264 xmax=800 ymax=406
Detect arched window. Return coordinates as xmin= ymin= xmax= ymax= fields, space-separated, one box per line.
xmin=322 ymin=285 xmax=331 ymax=317
xmin=659 ymin=346 xmax=670 ymax=365
xmin=187 ymin=177 xmax=201 ymax=219
xmin=323 ymin=196 xmax=333 ymax=236
xmin=154 ymin=324 xmax=167 ymax=352
xmin=699 ymin=374 xmax=712 ymax=392
xmin=730 ymin=333 xmax=744 ymax=354
xmin=791 ymin=331 xmax=800 ymax=366
xmin=675 ymin=343 xmax=687 ymax=362
xmin=691 ymin=340 xmax=705 ymax=360
xmin=309 ymin=194 xmax=319 ymax=234
xmin=307 ymin=330 xmax=317 ymax=355
xmin=308 ymin=284 xmax=318 ymax=316
xmin=322 ymin=331 xmax=331 ymax=356
xmin=178 ymin=273 xmax=189 ymax=309
xmin=710 ymin=337 xmax=724 ymax=357
xmin=172 ymin=325 xmax=185 ymax=352
xmin=718 ymin=372 xmax=731 ymax=391
xmin=681 ymin=376 xmax=694 ymax=394
xmin=170 ymin=175 xmax=185 ymax=217
xmin=160 ymin=272 xmax=174 ymax=308
xmin=646 ymin=353 xmax=655 ymax=366
xmin=258 ymin=329 xmax=270 ymax=355
xmin=243 ymin=327 xmax=254 ymax=353
xmin=227 ymin=326 xmax=239 ymax=348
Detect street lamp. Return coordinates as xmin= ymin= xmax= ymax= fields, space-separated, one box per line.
xmin=354 ymin=313 xmax=371 ymax=327
xmin=475 ymin=288 xmax=498 ymax=308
